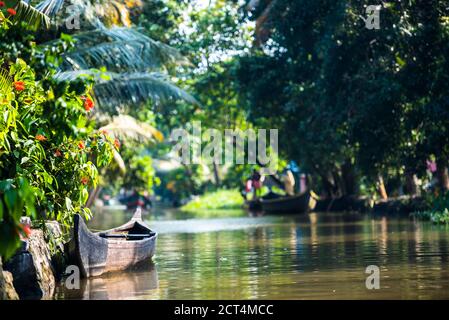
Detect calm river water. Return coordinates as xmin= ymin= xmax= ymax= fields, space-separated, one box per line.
xmin=54 ymin=208 xmax=449 ymax=300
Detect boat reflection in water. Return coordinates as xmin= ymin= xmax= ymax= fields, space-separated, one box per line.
xmin=55 ymin=261 xmax=159 ymax=300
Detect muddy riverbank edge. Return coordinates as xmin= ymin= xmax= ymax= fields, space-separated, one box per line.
xmin=0 ymin=222 xmax=65 ymax=300
xmin=315 ymin=195 xmax=428 ymax=215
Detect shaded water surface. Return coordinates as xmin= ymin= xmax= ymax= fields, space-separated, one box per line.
xmin=55 ymin=209 xmax=449 ymax=299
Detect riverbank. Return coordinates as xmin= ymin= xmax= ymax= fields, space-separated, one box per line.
xmin=315 ymin=195 xmax=430 ymax=215
xmin=315 ymin=193 xmax=448 ymax=224
xmin=0 ymin=222 xmax=65 ymax=300
xmin=181 ymin=189 xmax=244 ymax=214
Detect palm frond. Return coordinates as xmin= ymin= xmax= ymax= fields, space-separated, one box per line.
xmin=99 ymin=115 xmax=164 ymax=142
xmin=0 ymin=68 xmax=12 ymax=97
xmin=36 ymin=0 xmax=103 ymax=29
xmin=12 ymin=0 xmax=51 ymax=29
xmin=112 ymin=149 xmax=126 ymax=174
xmin=54 ymin=70 xmax=199 ymax=110
xmin=36 ymin=0 xmax=137 ymax=27
xmin=93 ymin=72 xmax=199 ymax=110
xmin=35 ymin=0 xmax=65 ymax=16
xmin=58 ymin=27 xmax=189 ymax=72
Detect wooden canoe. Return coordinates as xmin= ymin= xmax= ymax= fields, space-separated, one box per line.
xmin=260 ymin=191 xmax=316 ymax=214
xmin=69 ymin=209 xmax=157 ymax=278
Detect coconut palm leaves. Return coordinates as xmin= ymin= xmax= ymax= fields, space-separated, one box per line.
xmin=54 ymin=70 xmax=197 ymax=111
xmin=37 ymin=1 xmax=197 ymax=110
xmin=99 ymin=115 xmax=164 ymax=143
xmin=60 ymin=27 xmax=189 ymax=72
xmin=0 ymin=68 xmax=12 ymax=97
xmin=3 ymin=0 xmax=51 ymax=29
xmin=35 ymin=0 xmax=65 ymax=16
xmin=93 ymin=72 xmax=197 ymax=110
xmin=97 ymin=115 xmax=164 ymax=174
xmin=35 ymin=0 xmax=141 ymax=27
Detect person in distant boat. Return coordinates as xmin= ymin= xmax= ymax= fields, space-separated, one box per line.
xmin=251 ymin=169 xmax=263 ymax=199
xmin=282 ymin=168 xmax=296 ymax=196
xmin=241 ymin=179 xmax=252 ymax=200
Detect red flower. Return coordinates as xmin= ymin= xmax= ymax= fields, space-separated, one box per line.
xmin=80 ymin=177 xmax=89 ymax=185
xmin=83 ymin=97 xmax=94 ymax=112
xmin=13 ymin=81 xmax=25 ymax=92
xmin=0 ymin=2 xmax=5 ymax=8
xmin=35 ymin=134 xmax=47 ymax=142
xmin=7 ymin=8 xmax=16 ymax=16
xmin=78 ymin=141 xmax=85 ymax=149
xmin=22 ymin=225 xmax=32 ymax=238
xmin=54 ymin=149 xmax=62 ymax=157
xmin=18 ymin=224 xmax=32 ymax=239
xmin=114 ymin=138 xmax=121 ymax=149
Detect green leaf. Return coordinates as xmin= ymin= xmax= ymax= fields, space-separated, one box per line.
xmin=0 ymin=223 xmax=21 ymax=261
xmin=65 ymin=197 xmax=72 ymax=211
xmin=21 ymin=157 xmax=30 ymax=164
xmin=12 ymin=1 xmax=51 ymax=30
xmin=81 ymin=188 xmax=89 ymax=204
xmin=5 ymin=190 xmax=17 ymax=212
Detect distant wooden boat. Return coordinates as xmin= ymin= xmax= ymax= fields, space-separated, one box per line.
xmin=69 ymin=209 xmax=157 ymax=278
xmin=260 ymin=191 xmax=316 ymax=214
xmin=118 ymin=193 xmax=152 ymax=211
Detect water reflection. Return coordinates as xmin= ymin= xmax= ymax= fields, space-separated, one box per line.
xmin=55 ymin=262 xmax=159 ymax=300
xmin=55 ymin=211 xmax=449 ymax=300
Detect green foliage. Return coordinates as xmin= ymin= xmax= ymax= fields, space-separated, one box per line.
xmin=0 ymin=0 xmax=50 ymax=30
xmin=237 ymin=0 xmax=449 ymax=198
xmin=414 ymin=192 xmax=449 ymax=225
xmin=0 ymin=58 xmax=114 ymax=259
xmin=119 ymin=147 xmax=160 ymax=194
xmin=157 ymin=165 xmax=205 ymax=201
xmin=0 ymin=0 xmax=198 ymax=260
xmin=0 ymin=177 xmax=36 ymax=259
xmin=181 ymin=189 xmax=244 ymax=212
xmin=222 ymin=164 xmax=254 ymax=189
xmin=135 ymin=0 xmax=189 ymax=43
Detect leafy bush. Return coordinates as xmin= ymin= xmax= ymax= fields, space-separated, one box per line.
xmin=181 ymin=189 xmax=244 ymax=212
xmin=0 ymin=58 xmax=114 ymax=259
xmin=413 ymin=192 xmax=449 ymax=225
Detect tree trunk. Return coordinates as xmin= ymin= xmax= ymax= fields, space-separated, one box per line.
xmin=183 ymin=164 xmax=197 ymax=193
xmin=212 ymin=162 xmax=221 ymax=185
xmin=332 ymin=170 xmax=345 ymax=197
xmin=377 ymin=175 xmax=388 ymax=200
xmin=86 ymin=186 xmax=103 ymax=208
xmin=320 ymin=172 xmax=336 ymax=198
xmin=341 ymin=160 xmax=358 ymax=196
xmin=436 ymin=158 xmax=449 ymax=193
xmin=405 ymin=171 xmax=420 ymax=196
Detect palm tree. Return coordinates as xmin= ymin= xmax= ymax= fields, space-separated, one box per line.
xmin=27 ymin=0 xmax=198 ymax=203
xmin=5 ymin=1 xmax=196 ymax=113
xmin=34 ymin=0 xmax=197 ymax=111
xmin=1 ymin=0 xmax=51 ymax=29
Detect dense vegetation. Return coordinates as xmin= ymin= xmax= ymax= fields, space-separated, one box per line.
xmin=233 ymin=0 xmax=449 ymax=222
xmin=1 ymin=0 xmax=449 ymax=259
xmin=0 ymin=0 xmax=195 ymax=258
xmin=149 ymin=1 xmax=449 ymax=220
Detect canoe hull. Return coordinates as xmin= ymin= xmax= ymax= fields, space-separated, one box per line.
xmin=260 ymin=191 xmax=316 ymax=214
xmin=69 ymin=211 xmax=157 ymax=278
